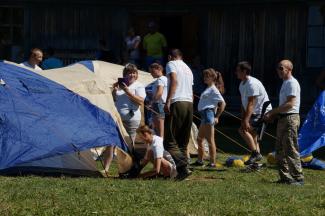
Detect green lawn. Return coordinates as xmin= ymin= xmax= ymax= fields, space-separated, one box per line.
xmin=1 ymin=154 xmax=325 ymax=216
xmin=1 ymin=117 xmax=324 ymax=215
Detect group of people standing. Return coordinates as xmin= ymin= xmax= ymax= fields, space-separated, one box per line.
xmin=18 ymin=45 xmax=304 ymax=185
xmin=111 ymin=47 xmax=304 ymax=185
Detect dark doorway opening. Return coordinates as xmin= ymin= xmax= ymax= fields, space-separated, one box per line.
xmin=159 ymin=16 xmax=182 ymax=50
xmin=130 ymin=13 xmax=199 ymax=64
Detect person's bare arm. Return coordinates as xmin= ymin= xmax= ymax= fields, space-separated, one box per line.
xmin=264 ymin=96 xmax=296 ymax=121
xmin=164 ymin=72 xmax=177 ymax=113
xmin=139 ymin=158 xmax=162 ymax=178
xmin=121 ymin=84 xmax=144 ymax=106
xmin=215 ymin=101 xmax=226 ymax=124
xmin=242 ymin=96 xmax=256 ymax=131
xmin=244 ymin=96 xmax=256 ymax=121
xmin=153 ymin=85 xmax=164 ymax=102
xmin=112 ymin=82 xmax=119 ymax=101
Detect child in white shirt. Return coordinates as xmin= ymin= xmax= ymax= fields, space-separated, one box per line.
xmin=137 ymin=125 xmax=177 ymax=179
xmin=149 ymin=63 xmax=167 ymax=137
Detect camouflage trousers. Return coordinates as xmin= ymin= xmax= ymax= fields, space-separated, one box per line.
xmin=276 ymin=114 xmax=304 ymax=181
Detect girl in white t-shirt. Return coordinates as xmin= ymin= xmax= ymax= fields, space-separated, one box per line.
xmin=112 ymin=64 xmax=146 ymax=150
xmin=137 ymin=125 xmax=177 ymax=179
xmin=192 ymin=69 xmax=226 ymax=168
xmin=149 ymin=63 xmax=167 ymax=137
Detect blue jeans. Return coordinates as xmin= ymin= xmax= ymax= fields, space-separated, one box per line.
xmin=152 ymin=102 xmax=165 ymax=119
xmin=199 ymin=109 xmax=215 ymax=125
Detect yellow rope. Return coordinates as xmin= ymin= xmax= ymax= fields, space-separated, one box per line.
xmin=193 ymin=94 xmax=277 ymax=140
xmin=192 ymin=114 xmax=251 ymax=153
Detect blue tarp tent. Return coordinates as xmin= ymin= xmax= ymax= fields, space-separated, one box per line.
xmin=298 ymin=91 xmax=325 ymax=157
xmin=0 ymin=61 xmax=129 ymax=176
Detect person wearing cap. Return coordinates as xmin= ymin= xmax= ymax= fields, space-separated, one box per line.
xmin=20 ymin=48 xmax=43 ymax=71
xmin=143 ymin=21 xmax=167 ymax=70
xmin=264 ymin=59 xmax=304 ymax=186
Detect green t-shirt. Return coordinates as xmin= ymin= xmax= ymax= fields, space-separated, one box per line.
xmin=143 ymin=32 xmax=167 ymax=58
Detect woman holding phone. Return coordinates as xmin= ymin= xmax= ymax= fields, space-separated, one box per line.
xmin=112 ymin=64 xmax=146 ymax=150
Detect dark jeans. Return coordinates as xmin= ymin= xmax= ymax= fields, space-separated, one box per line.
xmin=163 ymin=101 xmax=193 ymax=173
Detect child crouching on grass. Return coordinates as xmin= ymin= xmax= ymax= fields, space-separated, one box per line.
xmin=192 ymin=68 xmax=226 ymax=168
xmin=136 ymin=125 xmax=177 ymax=179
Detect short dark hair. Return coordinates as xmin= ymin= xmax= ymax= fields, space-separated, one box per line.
xmin=29 ymin=48 xmax=43 ymax=57
xmin=149 ymin=63 xmax=163 ymax=71
xmin=169 ymin=49 xmax=183 ymax=58
xmin=237 ymin=61 xmax=251 ymax=75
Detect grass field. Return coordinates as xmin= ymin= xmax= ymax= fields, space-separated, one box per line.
xmin=1 ymin=153 xmax=325 ymax=216
xmin=1 ymin=116 xmax=324 ymax=216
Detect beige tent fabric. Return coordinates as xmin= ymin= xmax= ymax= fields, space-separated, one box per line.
xmin=16 ymin=60 xmax=153 ymax=146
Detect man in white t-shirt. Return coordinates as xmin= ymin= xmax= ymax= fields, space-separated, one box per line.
xmin=20 ymin=48 xmax=43 ymax=71
xmin=164 ymin=49 xmax=193 ymax=180
xmin=236 ymin=61 xmax=271 ymax=165
xmin=264 ymin=60 xmax=304 ymax=186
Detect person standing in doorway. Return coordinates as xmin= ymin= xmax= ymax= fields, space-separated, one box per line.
xmin=164 ymin=49 xmax=193 ymax=180
xmin=125 ymin=28 xmax=141 ymax=67
xmin=143 ymin=21 xmax=167 ymax=70
xmin=236 ymin=61 xmax=271 ymax=165
xmin=264 ymin=60 xmax=304 ymax=186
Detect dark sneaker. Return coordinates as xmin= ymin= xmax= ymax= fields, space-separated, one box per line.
xmin=175 ymin=169 xmax=192 ymax=181
xmin=244 ymin=152 xmax=263 ymax=165
xmin=191 ymin=160 xmax=204 ymax=167
xmin=274 ymin=178 xmax=302 ymax=185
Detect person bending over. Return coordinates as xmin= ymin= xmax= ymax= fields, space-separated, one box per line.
xmin=236 ymin=61 xmax=271 ymax=165
xmin=137 ymin=125 xmax=177 ymax=179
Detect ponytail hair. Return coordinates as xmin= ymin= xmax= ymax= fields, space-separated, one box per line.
xmin=203 ymin=68 xmax=225 ymax=94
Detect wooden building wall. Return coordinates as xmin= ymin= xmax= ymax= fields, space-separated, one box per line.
xmin=24 ymin=5 xmax=128 ymax=63
xmin=205 ymin=3 xmax=307 ymax=99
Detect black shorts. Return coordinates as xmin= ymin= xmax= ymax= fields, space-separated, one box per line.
xmin=250 ymin=114 xmax=261 ymax=130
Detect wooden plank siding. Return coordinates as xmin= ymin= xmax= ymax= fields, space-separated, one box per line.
xmin=206 ymin=4 xmax=307 ymax=100
xmin=24 ymin=5 xmax=128 ymax=63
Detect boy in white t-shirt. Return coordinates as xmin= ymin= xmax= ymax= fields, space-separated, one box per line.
xmin=192 ymin=68 xmax=226 ymax=168
xmin=149 ymin=63 xmax=167 ymax=137
xmin=137 ymin=125 xmax=177 ymax=179
xmin=164 ymin=49 xmax=193 ymax=180
xmin=236 ymin=61 xmax=271 ymax=165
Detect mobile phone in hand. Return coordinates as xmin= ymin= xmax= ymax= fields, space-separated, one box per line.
xmin=118 ymin=77 xmax=129 ymax=87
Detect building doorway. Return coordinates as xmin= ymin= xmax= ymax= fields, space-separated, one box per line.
xmin=129 ymin=12 xmax=199 ymax=64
